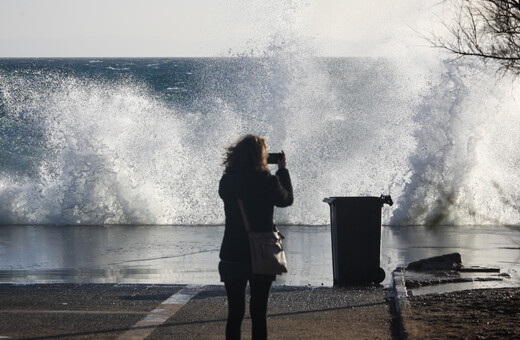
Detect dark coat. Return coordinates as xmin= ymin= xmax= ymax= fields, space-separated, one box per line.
xmin=218 ymin=167 xmax=293 ymax=269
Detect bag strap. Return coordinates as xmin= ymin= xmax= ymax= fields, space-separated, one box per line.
xmin=238 ymin=199 xmax=284 ymax=238
xmin=237 ymin=199 xmax=252 ymax=233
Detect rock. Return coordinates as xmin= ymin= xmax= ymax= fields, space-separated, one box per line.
xmin=406 ymin=253 xmax=463 ymax=271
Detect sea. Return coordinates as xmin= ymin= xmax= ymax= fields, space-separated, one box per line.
xmin=1 ymin=58 xmax=520 ymax=287
xmin=1 ymin=57 xmax=520 ymax=227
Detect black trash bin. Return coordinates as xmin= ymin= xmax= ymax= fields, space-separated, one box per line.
xmin=323 ymin=195 xmax=393 ymax=285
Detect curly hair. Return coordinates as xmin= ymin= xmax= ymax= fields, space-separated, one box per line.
xmin=223 ymin=134 xmax=269 ymax=173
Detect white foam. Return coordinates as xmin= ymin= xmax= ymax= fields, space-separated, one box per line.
xmin=1 ymin=35 xmax=520 ymax=226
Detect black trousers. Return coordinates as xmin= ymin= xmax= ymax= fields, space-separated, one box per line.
xmin=224 ymin=277 xmax=273 ymax=340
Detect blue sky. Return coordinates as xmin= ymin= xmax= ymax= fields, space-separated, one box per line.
xmin=0 ymin=0 xmax=437 ymax=57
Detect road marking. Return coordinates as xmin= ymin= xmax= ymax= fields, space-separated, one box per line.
xmin=0 ymin=310 xmax=146 ymax=315
xmin=117 ymin=285 xmax=204 ymax=340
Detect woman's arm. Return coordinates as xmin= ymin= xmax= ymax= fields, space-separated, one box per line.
xmin=272 ymin=168 xmax=293 ymax=207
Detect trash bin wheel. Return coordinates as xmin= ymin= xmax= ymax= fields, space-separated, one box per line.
xmin=372 ymin=267 xmax=385 ymax=284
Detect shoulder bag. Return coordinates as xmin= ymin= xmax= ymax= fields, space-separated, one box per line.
xmin=237 ymin=199 xmax=288 ymax=275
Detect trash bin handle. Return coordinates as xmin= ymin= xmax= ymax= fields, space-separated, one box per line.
xmin=381 ymin=195 xmax=393 ymax=206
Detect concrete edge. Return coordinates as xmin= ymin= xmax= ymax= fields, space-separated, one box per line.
xmin=385 ymin=267 xmax=410 ymax=339
xmin=392 ymin=267 xmax=411 ymax=312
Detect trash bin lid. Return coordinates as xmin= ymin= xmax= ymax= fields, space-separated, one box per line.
xmin=323 ymin=195 xmax=393 ymax=206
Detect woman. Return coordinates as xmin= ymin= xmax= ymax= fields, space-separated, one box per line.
xmin=219 ymin=134 xmax=293 ymax=340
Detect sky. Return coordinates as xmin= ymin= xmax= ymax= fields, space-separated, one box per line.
xmin=0 ymin=0 xmax=441 ymax=57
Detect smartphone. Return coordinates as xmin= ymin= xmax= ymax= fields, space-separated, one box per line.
xmin=267 ymin=153 xmax=282 ymax=164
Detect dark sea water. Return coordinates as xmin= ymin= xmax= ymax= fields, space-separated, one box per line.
xmin=1 ymin=58 xmax=520 ymax=226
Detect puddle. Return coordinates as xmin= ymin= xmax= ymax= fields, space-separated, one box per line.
xmin=0 ymin=225 xmax=518 ymax=291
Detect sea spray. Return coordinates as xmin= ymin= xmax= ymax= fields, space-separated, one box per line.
xmin=0 ymin=69 xmax=237 ymax=224
xmin=391 ymin=60 xmax=520 ymax=226
xmin=1 ymin=57 xmax=520 ymax=226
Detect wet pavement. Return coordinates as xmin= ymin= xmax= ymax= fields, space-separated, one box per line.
xmin=0 ymin=284 xmax=182 ymax=339
xmin=0 ymin=283 xmax=393 ymax=340
xmin=0 ymin=225 xmax=518 ymax=291
xmin=0 ymin=225 xmax=519 ymax=339
xmin=383 ymin=225 xmax=520 ymax=295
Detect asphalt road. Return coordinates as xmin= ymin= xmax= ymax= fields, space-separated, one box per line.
xmin=0 ymin=283 xmax=394 ymax=339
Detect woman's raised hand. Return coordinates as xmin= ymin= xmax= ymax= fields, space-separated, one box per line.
xmin=278 ymin=151 xmax=287 ymax=169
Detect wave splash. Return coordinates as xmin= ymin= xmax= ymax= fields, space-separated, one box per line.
xmin=0 ymin=70 xmax=238 ymax=225
xmin=391 ymin=62 xmax=520 ymax=226
xmin=0 ymin=57 xmax=519 ymax=226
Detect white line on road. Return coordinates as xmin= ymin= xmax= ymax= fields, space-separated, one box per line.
xmin=0 ymin=310 xmax=146 ymax=315
xmin=117 ymin=285 xmax=204 ymax=340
